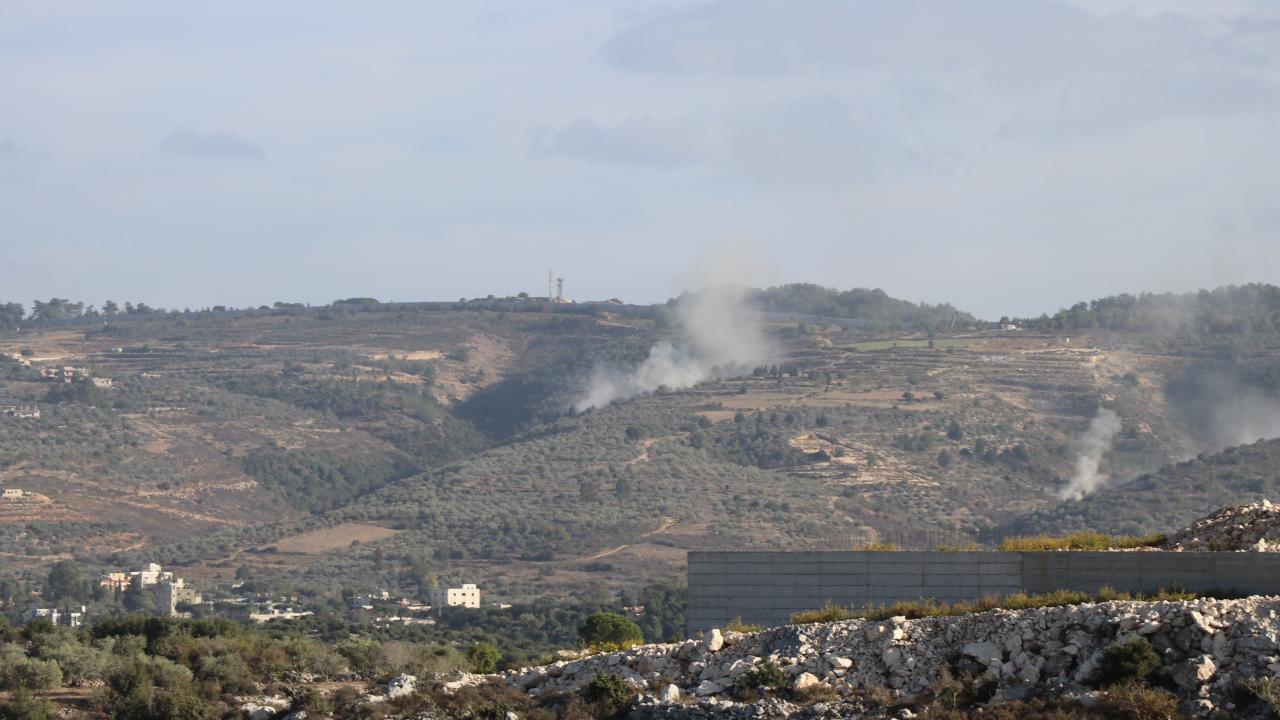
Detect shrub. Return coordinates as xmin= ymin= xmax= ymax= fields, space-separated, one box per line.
xmin=737 ymin=661 xmax=789 ymax=694
xmin=1095 ymin=639 xmax=1162 ymax=687
xmin=1097 ymin=680 xmax=1183 ymax=720
xmin=289 ymin=686 xmax=332 ymax=717
xmin=585 ymin=672 xmax=632 ymax=709
xmin=0 ymin=689 xmax=54 ymax=720
xmin=724 ymin=617 xmax=763 ymax=634
xmin=579 ymin=613 xmax=643 ymax=647
xmin=790 ymin=603 xmax=855 ymax=624
xmin=1242 ymin=676 xmax=1280 ymax=715
xmin=467 ymin=642 xmax=502 ymax=673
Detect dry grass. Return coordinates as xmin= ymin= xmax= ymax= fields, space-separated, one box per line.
xmin=997 ymin=532 xmax=1165 ymax=552
xmin=268 ymin=523 xmax=400 ymax=554
xmin=790 ymin=588 xmax=1198 ymax=625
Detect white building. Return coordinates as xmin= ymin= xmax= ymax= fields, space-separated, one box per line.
xmin=2 ymin=489 xmax=23 ymax=499
xmin=431 ymin=583 xmax=480 ymax=609
xmin=133 ymin=563 xmax=174 ymax=588
xmin=156 ymin=579 xmax=202 ymax=616
xmin=25 ymin=606 xmax=85 ymax=627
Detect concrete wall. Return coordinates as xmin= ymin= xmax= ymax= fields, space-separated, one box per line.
xmin=687 ymin=551 xmax=1280 ymax=633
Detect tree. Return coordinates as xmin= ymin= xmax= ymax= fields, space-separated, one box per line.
xmin=0 ymin=302 xmax=23 ymax=330
xmin=102 ymin=300 xmax=119 ymax=316
xmin=29 ymin=298 xmax=83 ymax=322
xmin=579 ymin=612 xmax=643 ymax=647
xmin=43 ymin=560 xmax=88 ymax=602
xmin=467 ymin=642 xmax=502 ymax=673
xmin=947 ymin=419 xmax=963 ymax=441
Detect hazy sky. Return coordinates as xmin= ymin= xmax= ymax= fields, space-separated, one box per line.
xmin=2 ymin=1 xmax=1279 ymax=319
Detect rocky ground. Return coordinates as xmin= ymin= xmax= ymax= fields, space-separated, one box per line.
xmin=484 ymin=596 xmax=1280 ymax=718
xmin=1161 ymin=501 xmax=1280 ymax=552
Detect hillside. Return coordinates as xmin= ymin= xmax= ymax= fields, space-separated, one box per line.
xmin=1003 ymin=439 xmax=1280 ymax=538
xmin=3 ymin=285 xmax=1280 ymax=608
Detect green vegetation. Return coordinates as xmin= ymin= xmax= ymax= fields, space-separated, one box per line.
xmin=579 ymin=612 xmax=643 ymax=648
xmin=240 ymin=445 xmax=418 ymax=513
xmin=1018 ymin=283 xmax=1280 ymax=335
xmin=466 ymin=642 xmax=503 ymax=673
xmin=1095 ymin=638 xmax=1162 ymax=687
xmin=584 ymin=672 xmax=633 ymax=713
xmin=737 ymin=660 xmax=789 ymax=693
xmin=750 ymin=284 xmax=980 ymax=331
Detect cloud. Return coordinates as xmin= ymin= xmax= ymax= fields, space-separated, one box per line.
xmin=161 ymin=130 xmax=264 ymax=161
xmin=532 ymin=117 xmax=709 ymax=168
xmin=533 ymin=97 xmax=938 ymax=183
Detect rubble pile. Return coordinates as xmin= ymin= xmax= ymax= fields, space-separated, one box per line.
xmin=1161 ymin=501 xmax=1280 ymax=552
xmin=492 ymin=596 xmax=1280 ymax=718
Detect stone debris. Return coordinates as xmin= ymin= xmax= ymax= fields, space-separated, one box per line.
xmin=1161 ymin=501 xmax=1280 ymax=552
xmin=387 ymin=673 xmax=418 ymax=698
xmin=488 ymin=596 xmax=1280 ymax=718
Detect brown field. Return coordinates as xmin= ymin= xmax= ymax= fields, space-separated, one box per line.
xmin=267 ymin=523 xmax=400 ymax=554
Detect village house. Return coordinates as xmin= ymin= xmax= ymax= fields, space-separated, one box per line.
xmin=430 ymin=583 xmax=481 ymax=609
xmin=2 ymin=489 xmax=24 ymax=500
xmin=3 ymin=405 xmax=40 ymax=419
xmin=99 ymin=563 xmax=175 ymax=591
xmin=24 ymin=606 xmax=86 ymax=628
xmin=157 ymin=579 xmax=202 ymax=617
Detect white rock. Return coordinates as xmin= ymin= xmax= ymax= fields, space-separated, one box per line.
xmin=705 ymin=628 xmax=725 ymax=652
xmin=1173 ymin=655 xmax=1217 ymax=689
xmin=695 ymin=680 xmax=723 ymax=696
xmin=387 ymin=673 xmax=417 ymax=699
xmin=793 ymin=672 xmax=820 ymax=690
xmin=962 ymin=641 xmax=1002 ymax=667
xmin=659 ymin=684 xmax=681 ymax=702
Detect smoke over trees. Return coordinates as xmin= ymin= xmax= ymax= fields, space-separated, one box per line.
xmin=574 ymin=285 xmax=772 ymax=411
xmin=1059 ymin=408 xmax=1123 ymax=502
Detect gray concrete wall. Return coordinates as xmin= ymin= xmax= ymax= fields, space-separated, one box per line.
xmin=687 ymin=551 xmax=1280 ymax=633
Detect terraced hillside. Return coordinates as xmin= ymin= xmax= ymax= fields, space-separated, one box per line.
xmin=3 ymin=290 xmax=1279 ymax=607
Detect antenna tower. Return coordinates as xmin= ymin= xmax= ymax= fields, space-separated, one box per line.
xmin=557 ymin=277 xmax=564 ymax=301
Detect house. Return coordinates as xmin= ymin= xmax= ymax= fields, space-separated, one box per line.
xmin=157 ymin=579 xmax=202 ymax=616
xmin=24 ymin=606 xmax=85 ymax=627
xmin=3 ymin=405 xmax=40 ymax=419
xmin=430 ymin=583 xmax=480 ymax=609
xmin=99 ymin=563 xmax=174 ymax=591
xmin=99 ymin=572 xmax=128 ymax=591
xmin=133 ymin=563 xmax=174 ymax=588
xmin=90 ymin=377 xmax=114 ymax=389
xmin=40 ymin=366 xmax=83 ymax=383
xmin=2 ymin=489 xmax=23 ymax=499
xmin=241 ymin=607 xmax=313 ymax=623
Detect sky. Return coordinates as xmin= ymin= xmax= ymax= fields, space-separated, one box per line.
xmin=2 ymin=1 xmax=1279 ymax=320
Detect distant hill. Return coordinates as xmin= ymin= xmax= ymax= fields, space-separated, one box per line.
xmin=667 ymin=284 xmax=981 ymax=332
xmin=1016 ymin=283 xmax=1280 ymax=336
xmin=1001 ymin=438 xmax=1280 ymax=538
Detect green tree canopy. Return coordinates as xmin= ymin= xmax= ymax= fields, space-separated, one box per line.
xmin=578 ymin=612 xmax=643 ymax=647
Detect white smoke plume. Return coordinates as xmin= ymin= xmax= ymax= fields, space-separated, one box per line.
xmin=573 ymin=284 xmax=770 ymax=411
xmin=1058 ymin=408 xmax=1123 ymax=501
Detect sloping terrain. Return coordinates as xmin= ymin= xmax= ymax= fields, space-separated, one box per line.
xmin=3 ymin=288 xmax=1280 ymax=607
xmin=1006 ymin=439 xmax=1280 ymax=537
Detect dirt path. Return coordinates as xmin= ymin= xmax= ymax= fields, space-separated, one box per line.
xmin=583 ymin=517 xmax=678 ymax=561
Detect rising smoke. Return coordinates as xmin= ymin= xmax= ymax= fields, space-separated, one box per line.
xmin=573 ymin=284 xmax=771 ymax=411
xmin=1058 ymin=408 xmax=1123 ymax=501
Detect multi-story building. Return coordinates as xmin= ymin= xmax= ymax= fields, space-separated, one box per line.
xmin=156 ymin=579 xmax=202 ymax=616
xmin=430 ymin=583 xmax=480 ymax=609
